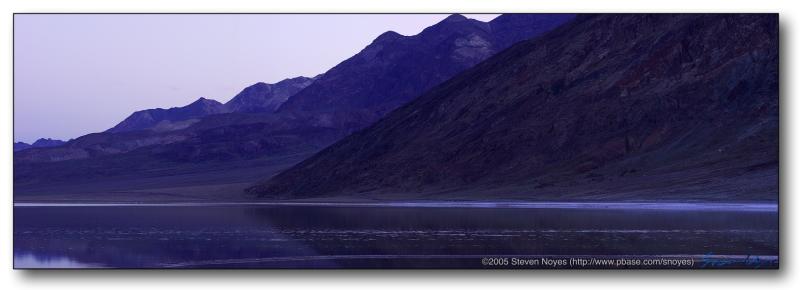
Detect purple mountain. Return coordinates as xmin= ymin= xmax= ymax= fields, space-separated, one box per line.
xmin=13 ymin=138 xmax=66 ymax=152
xmin=277 ymin=14 xmax=576 ymax=124
xmin=18 ymin=14 xmax=574 ymax=164
xmin=105 ymin=76 xmax=318 ymax=134
xmin=249 ymin=14 xmax=778 ymax=200
xmin=107 ymin=97 xmax=229 ymax=133
xmin=225 ymin=76 xmax=317 ymax=113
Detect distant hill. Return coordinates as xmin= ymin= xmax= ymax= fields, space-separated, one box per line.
xmin=13 ymin=142 xmax=31 ymax=152
xmin=32 ymin=138 xmax=66 ymax=147
xmin=13 ymin=138 xmax=66 ymax=152
xmin=106 ymin=97 xmax=229 ymax=133
xmin=249 ymin=14 xmax=778 ymax=201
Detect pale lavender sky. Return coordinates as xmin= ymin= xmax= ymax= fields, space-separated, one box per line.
xmin=13 ymin=14 xmax=499 ymax=143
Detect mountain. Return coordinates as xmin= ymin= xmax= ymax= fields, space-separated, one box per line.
xmin=46 ymin=77 xmax=317 ymax=161
xmin=17 ymin=14 xmax=574 ymax=164
xmin=249 ymin=14 xmax=778 ymax=201
xmin=13 ymin=142 xmax=31 ymax=152
xmin=32 ymin=138 xmax=66 ymax=147
xmin=276 ymin=14 xmax=575 ymax=121
xmin=105 ymin=76 xmax=316 ymax=134
xmin=224 ymin=76 xmax=317 ymax=113
xmin=13 ymin=138 xmax=66 ymax=152
xmin=107 ymin=97 xmax=229 ymax=133
xmin=15 ymin=14 xmax=581 ymax=201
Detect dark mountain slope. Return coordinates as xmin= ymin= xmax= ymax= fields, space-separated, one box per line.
xmin=224 ymin=76 xmax=316 ymax=113
xmin=277 ymin=14 xmax=575 ymax=119
xmin=250 ymin=14 xmax=778 ymax=200
xmin=13 ymin=112 xmax=354 ymax=190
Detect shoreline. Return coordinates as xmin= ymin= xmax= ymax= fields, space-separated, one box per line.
xmin=13 ymin=201 xmax=778 ymax=211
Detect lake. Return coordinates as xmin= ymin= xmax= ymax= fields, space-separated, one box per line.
xmin=13 ymin=202 xmax=779 ymax=269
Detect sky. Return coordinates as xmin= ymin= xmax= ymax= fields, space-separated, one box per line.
xmin=13 ymin=14 xmax=499 ymax=143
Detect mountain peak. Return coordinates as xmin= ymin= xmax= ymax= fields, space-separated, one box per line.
xmin=31 ymin=138 xmax=66 ymax=148
xmin=107 ymin=97 xmax=227 ymax=133
xmin=224 ymin=76 xmax=316 ymax=113
xmin=191 ymin=96 xmax=210 ymax=103
xmin=245 ymin=82 xmax=271 ymax=90
xmin=14 ymin=138 xmax=66 ymax=151
xmin=277 ymin=13 xmax=574 ymax=114
xmin=374 ymin=30 xmax=403 ymax=43
xmin=186 ymin=97 xmax=223 ymax=112
xmin=280 ymin=76 xmax=315 ymax=84
xmin=442 ymin=14 xmax=468 ymax=23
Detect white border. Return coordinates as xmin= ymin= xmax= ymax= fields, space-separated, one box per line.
xmin=1 ymin=0 xmax=797 ymax=289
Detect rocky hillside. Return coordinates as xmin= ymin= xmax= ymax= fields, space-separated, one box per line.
xmin=107 ymin=76 xmax=316 ymax=134
xmin=107 ymin=97 xmax=229 ymax=133
xmin=277 ymin=14 xmax=575 ymax=120
xmin=249 ymin=14 xmax=778 ymax=200
xmin=225 ymin=76 xmax=317 ymax=113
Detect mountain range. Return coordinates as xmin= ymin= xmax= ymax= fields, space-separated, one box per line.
xmin=14 ymin=14 xmax=778 ymax=202
xmin=248 ymin=14 xmax=778 ymax=201
xmin=106 ymin=76 xmax=319 ymax=133
xmin=14 ymin=14 xmax=578 ymax=198
xmin=278 ymin=14 xmax=576 ymax=119
xmin=14 ymin=14 xmax=573 ymax=162
xmin=13 ymin=138 xmax=66 ymax=152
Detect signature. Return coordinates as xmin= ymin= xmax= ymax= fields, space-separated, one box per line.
xmin=699 ymin=252 xmax=778 ymax=268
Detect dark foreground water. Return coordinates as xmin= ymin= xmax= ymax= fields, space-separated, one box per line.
xmin=13 ymin=203 xmax=779 ymax=269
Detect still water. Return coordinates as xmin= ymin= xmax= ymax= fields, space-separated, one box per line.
xmin=13 ymin=203 xmax=778 ymax=269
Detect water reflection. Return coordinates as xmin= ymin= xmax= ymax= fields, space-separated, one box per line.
xmin=14 ymin=205 xmax=778 ymax=268
xmin=14 ymin=253 xmax=102 ymax=268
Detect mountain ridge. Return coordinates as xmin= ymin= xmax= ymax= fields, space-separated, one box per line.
xmin=13 ymin=138 xmax=66 ymax=152
xmin=105 ymin=76 xmax=318 ymax=134
xmin=249 ymin=14 xmax=778 ymax=200
xmin=16 ymin=14 xmax=575 ymax=164
xmin=106 ymin=97 xmax=229 ymax=133
xmin=276 ymin=14 xmax=575 ymax=116
xmin=224 ymin=76 xmax=317 ymax=113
